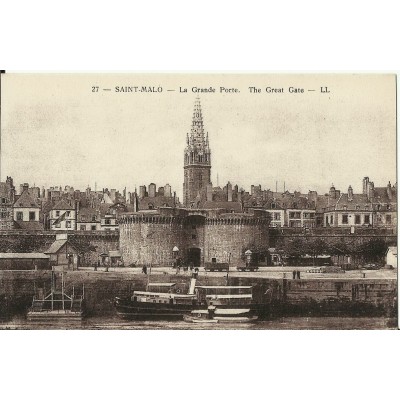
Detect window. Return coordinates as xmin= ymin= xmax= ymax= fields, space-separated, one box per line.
xmin=275 ymin=213 xmax=281 ymax=220
xmin=342 ymin=214 xmax=348 ymax=224
xmin=56 ymin=211 xmax=60 ymax=217
xmin=91 ymin=225 xmax=97 ymax=231
xmin=192 ymin=234 xmax=196 ymax=239
xmin=1 ymin=198 xmax=5 ymax=204
xmin=105 ymin=219 xmax=111 ymax=225
xmin=66 ymin=221 xmax=71 ymax=228
xmin=55 ymin=223 xmax=61 ymax=228
xmin=66 ymin=211 xmax=70 ymax=217
xmin=364 ymin=215 xmax=370 ymax=224
xmin=387 ymin=204 xmax=391 ymax=210
xmin=192 ymin=225 xmax=196 ymax=229
xmin=80 ymin=225 xmax=86 ymax=231
xmin=386 ymin=215 xmax=392 ymax=224
xmin=330 ymin=215 xmax=333 ymax=224
xmin=92 ymin=216 xmax=97 ymax=222
xmin=29 ymin=211 xmax=35 ymax=221
xmin=356 ymin=205 xmax=360 ymax=210
xmin=326 ymin=216 xmax=329 ymax=225
xmin=16 ymin=211 xmax=23 ymax=221
xmin=355 ymin=215 xmax=361 ymax=224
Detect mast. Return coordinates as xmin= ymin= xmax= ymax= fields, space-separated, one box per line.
xmin=61 ymin=272 xmax=65 ymax=310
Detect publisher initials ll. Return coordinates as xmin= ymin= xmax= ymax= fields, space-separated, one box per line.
xmin=321 ymin=86 xmax=330 ymax=93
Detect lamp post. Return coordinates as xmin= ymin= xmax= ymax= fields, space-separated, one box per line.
xmin=245 ymin=249 xmax=252 ymax=270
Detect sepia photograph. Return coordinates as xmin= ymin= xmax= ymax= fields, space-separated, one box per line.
xmin=0 ymin=73 xmax=397 ymax=330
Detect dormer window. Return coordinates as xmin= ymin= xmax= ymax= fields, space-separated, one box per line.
xmin=356 ymin=205 xmax=360 ymax=210
xmin=343 ymin=205 xmax=347 ymax=210
xmin=387 ymin=204 xmax=391 ymax=210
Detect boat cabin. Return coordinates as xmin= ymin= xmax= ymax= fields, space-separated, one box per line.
xmin=195 ymin=286 xmax=253 ymax=306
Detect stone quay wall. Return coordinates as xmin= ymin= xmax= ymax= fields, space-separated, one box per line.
xmin=0 ymin=271 xmax=396 ymax=317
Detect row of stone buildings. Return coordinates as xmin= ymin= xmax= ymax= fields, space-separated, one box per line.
xmin=0 ymin=178 xmax=180 ymax=232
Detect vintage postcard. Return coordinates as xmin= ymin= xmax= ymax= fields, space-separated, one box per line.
xmin=0 ymin=73 xmax=397 ymax=329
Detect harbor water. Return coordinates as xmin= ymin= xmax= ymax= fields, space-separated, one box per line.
xmin=0 ymin=315 xmax=396 ymax=330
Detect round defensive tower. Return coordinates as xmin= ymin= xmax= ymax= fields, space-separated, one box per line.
xmin=118 ymin=208 xmax=270 ymax=268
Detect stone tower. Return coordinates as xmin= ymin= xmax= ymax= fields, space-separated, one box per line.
xmin=183 ymin=98 xmax=212 ymax=207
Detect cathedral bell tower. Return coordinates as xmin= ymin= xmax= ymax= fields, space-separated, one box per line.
xmin=183 ymin=98 xmax=212 ymax=208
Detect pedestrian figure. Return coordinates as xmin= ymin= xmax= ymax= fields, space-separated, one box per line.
xmin=297 ymin=270 xmax=301 ymax=279
xmin=292 ymin=270 xmax=296 ymax=279
xmin=95 ymin=260 xmax=99 ymax=271
xmin=143 ymin=265 xmax=148 ymax=275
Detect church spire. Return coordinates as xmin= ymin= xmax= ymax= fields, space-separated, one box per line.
xmin=188 ymin=97 xmax=207 ymax=148
xmin=183 ymin=98 xmax=212 ymax=207
xmin=184 ymin=97 xmax=211 ymax=166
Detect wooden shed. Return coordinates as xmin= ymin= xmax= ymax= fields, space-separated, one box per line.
xmin=0 ymin=253 xmax=50 ymax=270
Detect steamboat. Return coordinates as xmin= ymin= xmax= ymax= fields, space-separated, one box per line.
xmin=114 ymin=279 xmax=198 ymax=320
xmin=114 ymin=278 xmax=264 ymax=321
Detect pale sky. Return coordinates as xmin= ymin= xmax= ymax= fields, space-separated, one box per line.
xmin=1 ymin=73 xmax=396 ymax=199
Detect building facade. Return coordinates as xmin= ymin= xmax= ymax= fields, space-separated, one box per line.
xmin=49 ymin=200 xmax=76 ymax=230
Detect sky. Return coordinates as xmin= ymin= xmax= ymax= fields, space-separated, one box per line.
xmin=1 ymin=73 xmax=396 ymax=199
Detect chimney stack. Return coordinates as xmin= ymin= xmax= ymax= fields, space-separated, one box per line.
xmin=348 ymin=185 xmax=353 ymax=201
xmin=387 ymin=181 xmax=393 ymax=201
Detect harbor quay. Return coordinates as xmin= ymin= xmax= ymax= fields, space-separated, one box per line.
xmin=0 ymin=268 xmax=396 ymax=319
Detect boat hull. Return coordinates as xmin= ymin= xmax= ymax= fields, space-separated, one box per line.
xmin=114 ymin=297 xmax=195 ymax=320
xmin=27 ymin=310 xmax=84 ymax=322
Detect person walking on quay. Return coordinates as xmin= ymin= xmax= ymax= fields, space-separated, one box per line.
xmin=292 ymin=270 xmax=296 ymax=280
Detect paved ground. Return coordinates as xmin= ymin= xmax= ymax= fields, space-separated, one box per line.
xmin=67 ymin=265 xmax=397 ymax=280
